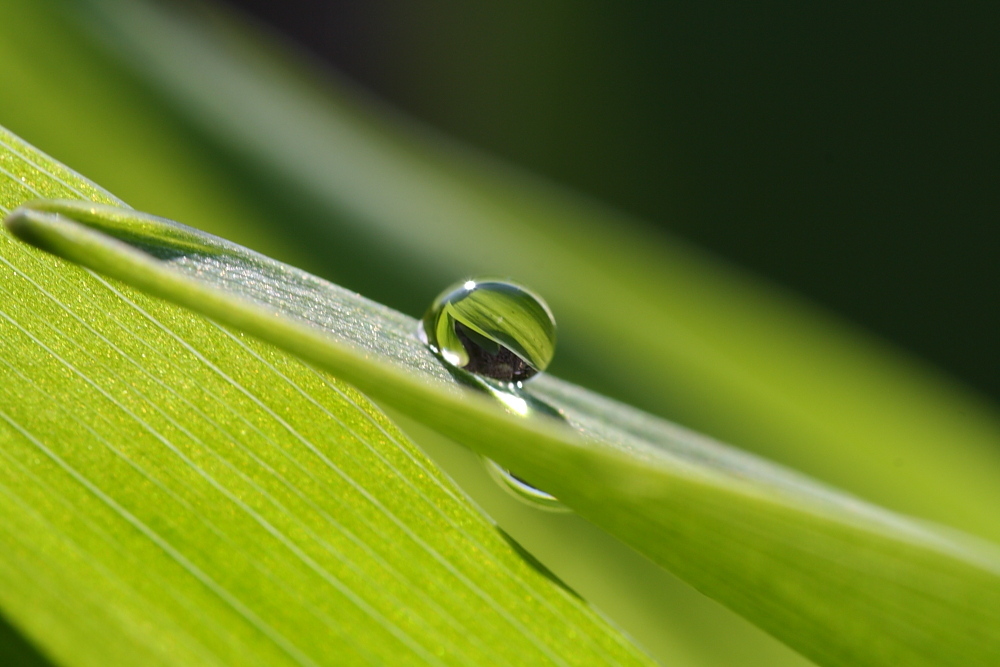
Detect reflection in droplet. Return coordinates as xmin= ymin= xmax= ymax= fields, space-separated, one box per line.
xmin=419 ymin=278 xmax=566 ymax=510
xmin=484 ymin=458 xmax=568 ymax=512
xmin=494 ymin=390 xmax=530 ymax=416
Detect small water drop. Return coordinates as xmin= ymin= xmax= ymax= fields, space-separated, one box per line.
xmin=420 ymin=278 xmax=566 ymax=510
xmin=484 ymin=458 xmax=568 ymax=511
xmin=419 ymin=278 xmax=556 ymax=381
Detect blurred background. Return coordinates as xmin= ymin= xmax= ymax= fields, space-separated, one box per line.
xmin=222 ymin=0 xmax=1000 ymax=403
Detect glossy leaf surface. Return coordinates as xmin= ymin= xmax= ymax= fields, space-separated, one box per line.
xmin=0 ymin=127 xmax=653 ymax=667
xmin=9 ymin=193 xmax=1000 ymax=667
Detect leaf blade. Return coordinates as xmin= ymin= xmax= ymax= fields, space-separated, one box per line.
xmin=0 ymin=128 xmax=654 ymax=667
xmin=11 ymin=194 xmax=1000 ymax=666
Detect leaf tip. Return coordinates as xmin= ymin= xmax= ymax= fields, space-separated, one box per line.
xmin=2 ymin=205 xmax=40 ymax=245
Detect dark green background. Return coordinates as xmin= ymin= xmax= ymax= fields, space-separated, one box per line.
xmin=222 ymin=0 xmax=1000 ymax=401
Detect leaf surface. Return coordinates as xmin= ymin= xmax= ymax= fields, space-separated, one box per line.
xmin=9 ymin=194 xmax=1000 ymax=667
xmin=0 ymin=128 xmax=653 ymax=667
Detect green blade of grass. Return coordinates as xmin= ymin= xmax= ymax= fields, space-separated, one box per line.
xmin=0 ymin=130 xmax=656 ymax=667
xmin=10 ymin=195 xmax=1000 ymax=667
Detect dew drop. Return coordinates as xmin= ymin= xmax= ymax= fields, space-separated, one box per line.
xmin=419 ymin=278 xmax=566 ymax=511
xmin=484 ymin=458 xmax=568 ymax=512
xmin=419 ymin=278 xmax=556 ymax=382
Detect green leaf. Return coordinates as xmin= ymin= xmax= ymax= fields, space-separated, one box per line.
xmin=0 ymin=130 xmax=655 ymax=666
xmin=10 ymin=196 xmax=1000 ymax=666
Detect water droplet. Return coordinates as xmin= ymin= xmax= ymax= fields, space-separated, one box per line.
xmin=420 ymin=278 xmax=566 ymax=511
xmin=484 ymin=458 xmax=568 ymax=511
xmin=419 ymin=278 xmax=556 ymax=382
